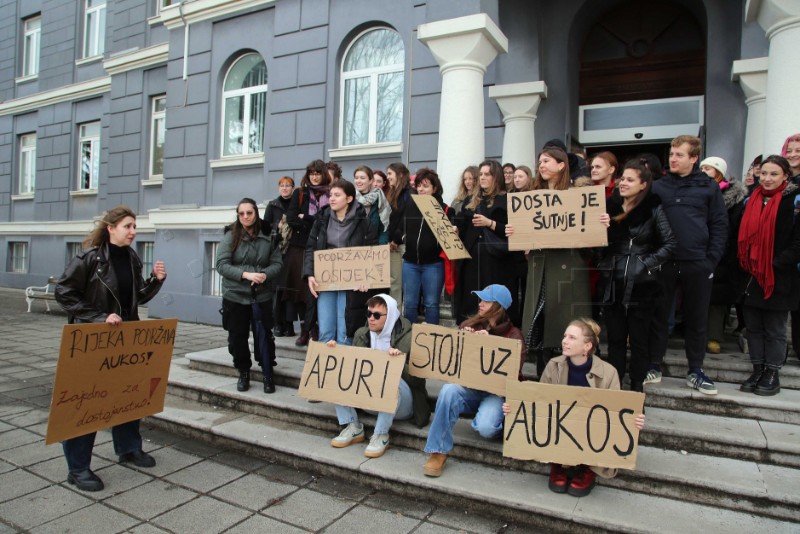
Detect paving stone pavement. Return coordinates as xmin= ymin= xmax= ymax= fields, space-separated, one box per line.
xmin=0 ymin=288 xmax=542 ymax=534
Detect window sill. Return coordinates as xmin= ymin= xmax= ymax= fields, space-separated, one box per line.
xmin=70 ymin=189 xmax=98 ymax=197
xmin=15 ymin=74 xmax=38 ymax=84
xmin=209 ymin=153 xmax=265 ymax=169
xmin=11 ymin=193 xmax=35 ymax=201
xmin=147 ymin=15 xmax=163 ymax=26
xmin=76 ymin=55 xmax=103 ymax=67
xmin=328 ymin=142 xmax=403 ymax=160
xmin=142 ymin=176 xmax=164 ymax=187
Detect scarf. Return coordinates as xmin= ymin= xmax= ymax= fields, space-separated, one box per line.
xmin=370 ymin=294 xmax=400 ymax=351
xmin=307 ymin=184 xmax=330 ymax=217
xmin=737 ymin=182 xmax=787 ymax=299
xmin=357 ymin=188 xmax=391 ymax=231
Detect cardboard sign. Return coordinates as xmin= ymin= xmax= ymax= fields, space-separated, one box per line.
xmin=507 ymin=186 xmax=608 ymax=250
xmin=314 ymin=244 xmax=390 ymax=291
xmin=298 ymin=341 xmax=405 ymax=413
xmin=408 ymin=323 xmax=521 ymax=396
xmin=46 ymin=319 xmax=177 ymax=445
xmin=411 ymin=195 xmax=471 ymax=260
xmin=503 ymin=380 xmax=644 ymax=470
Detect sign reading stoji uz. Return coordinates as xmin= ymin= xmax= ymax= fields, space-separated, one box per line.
xmin=314 ymin=244 xmax=391 ymax=291
xmin=507 ymin=185 xmax=608 ymax=250
xmin=503 ymin=380 xmax=644 ymax=470
xmin=411 ymin=195 xmax=471 ymax=260
xmin=408 ymin=323 xmax=520 ymax=396
xmin=46 ymin=319 xmax=178 ymax=445
xmin=298 ymin=341 xmax=405 ymax=413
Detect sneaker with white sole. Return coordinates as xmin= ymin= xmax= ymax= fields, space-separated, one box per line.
xmin=330 ymin=422 xmax=365 ymax=448
xmin=643 ymin=368 xmax=662 ymax=384
xmin=364 ymin=433 xmax=390 ymax=458
xmin=687 ymin=369 xmax=718 ymax=395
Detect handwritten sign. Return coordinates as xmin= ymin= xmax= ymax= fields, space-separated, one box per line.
xmin=503 ymin=380 xmax=644 ymax=470
xmin=298 ymin=341 xmax=405 ymax=413
xmin=314 ymin=244 xmax=390 ymax=291
xmin=411 ymin=195 xmax=471 ymax=260
xmin=46 ymin=319 xmax=177 ymax=445
xmin=508 ymin=185 xmax=607 ymax=250
xmin=408 ymin=323 xmax=520 ymax=396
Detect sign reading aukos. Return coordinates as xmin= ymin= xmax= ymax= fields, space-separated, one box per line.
xmin=46 ymin=319 xmax=177 ymax=445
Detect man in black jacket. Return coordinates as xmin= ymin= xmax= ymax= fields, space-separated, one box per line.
xmin=647 ymin=135 xmax=728 ymax=395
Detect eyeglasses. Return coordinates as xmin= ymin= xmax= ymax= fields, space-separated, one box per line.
xmin=366 ymin=310 xmax=387 ymax=320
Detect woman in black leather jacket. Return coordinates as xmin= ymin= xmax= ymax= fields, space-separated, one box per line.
xmin=55 ymin=205 xmax=166 ymax=492
xmin=599 ymin=161 xmax=676 ymax=391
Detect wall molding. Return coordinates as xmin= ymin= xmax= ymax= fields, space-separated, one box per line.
xmin=0 ymin=77 xmax=111 ymax=116
xmin=104 ymin=43 xmax=170 ymax=76
xmin=160 ymin=0 xmax=276 ymax=29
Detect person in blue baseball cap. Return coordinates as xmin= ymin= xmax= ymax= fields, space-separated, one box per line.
xmin=422 ymin=284 xmax=526 ymax=478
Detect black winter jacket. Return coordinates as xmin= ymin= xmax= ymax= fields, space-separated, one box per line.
xmin=388 ymin=186 xmax=412 ymax=245
xmin=56 ymin=244 xmax=163 ymax=324
xmin=598 ymin=192 xmax=676 ymax=305
xmin=287 ymin=186 xmax=326 ymax=248
xmin=402 ymin=194 xmax=450 ymax=264
xmin=302 ymin=203 xmax=378 ymax=278
xmin=652 ymin=169 xmax=728 ymax=267
xmin=264 ymin=196 xmax=290 ymax=235
xmin=741 ymin=183 xmax=800 ymax=311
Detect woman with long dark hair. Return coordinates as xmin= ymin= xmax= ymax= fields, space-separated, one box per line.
xmin=55 ymin=205 xmax=166 ymax=491
xmin=386 ymin=162 xmax=413 ymax=305
xmin=287 ymin=160 xmax=331 ymax=346
xmin=216 ymin=198 xmax=283 ymax=393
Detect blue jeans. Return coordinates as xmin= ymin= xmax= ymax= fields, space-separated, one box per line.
xmin=317 ymin=290 xmax=350 ymax=345
xmin=335 ymin=379 xmax=414 ymax=434
xmin=402 ymin=260 xmax=444 ymax=325
xmin=62 ymin=419 xmax=142 ymax=473
xmin=424 ymin=384 xmax=504 ymax=454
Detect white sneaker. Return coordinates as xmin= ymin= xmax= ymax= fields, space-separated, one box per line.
xmin=364 ymin=433 xmax=390 ymax=458
xmin=644 ymin=369 xmax=662 ymax=384
xmin=330 ymin=422 xmax=364 ymax=448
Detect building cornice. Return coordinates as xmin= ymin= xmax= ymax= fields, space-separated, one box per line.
xmin=104 ymin=43 xmax=170 ymax=76
xmin=0 ymin=77 xmax=111 ymax=117
xmin=0 ymin=217 xmax=154 ymax=235
xmin=160 ymin=0 xmax=276 ymax=29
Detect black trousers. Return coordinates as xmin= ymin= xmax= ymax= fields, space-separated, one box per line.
xmin=649 ymin=260 xmax=713 ymax=370
xmin=604 ymin=281 xmax=660 ymax=385
xmin=744 ymin=307 xmax=789 ymax=369
xmin=223 ymin=299 xmax=275 ymax=371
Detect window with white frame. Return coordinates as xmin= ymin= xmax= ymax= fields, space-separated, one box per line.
xmin=19 ymin=133 xmax=36 ymax=195
xmin=150 ymin=96 xmax=166 ymax=177
xmin=222 ymin=53 xmax=267 ymax=157
xmin=340 ymin=28 xmax=404 ymax=147
xmin=22 ymin=16 xmax=41 ymax=77
xmin=83 ymin=0 xmax=106 ymax=58
xmin=208 ymin=242 xmax=223 ymax=296
xmin=8 ymin=242 xmax=28 ymax=273
xmin=138 ymin=242 xmax=154 ymax=277
xmin=78 ymin=122 xmax=101 ymax=191
xmin=157 ymin=0 xmax=177 ymax=14
xmin=67 ymin=242 xmax=83 ymax=263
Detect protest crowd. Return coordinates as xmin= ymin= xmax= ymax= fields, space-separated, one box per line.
xmin=53 ymin=132 xmax=800 ymax=499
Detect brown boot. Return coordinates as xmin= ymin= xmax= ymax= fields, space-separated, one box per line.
xmin=423 ymin=453 xmax=447 ymax=477
xmin=295 ymin=330 xmax=309 ymax=347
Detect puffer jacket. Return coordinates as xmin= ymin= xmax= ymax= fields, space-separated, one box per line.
xmin=352 ymin=316 xmax=431 ymax=427
xmin=215 ymin=227 xmax=283 ymax=305
xmin=598 ymin=192 xmax=676 ymax=305
xmin=56 ymin=243 xmax=163 ymax=324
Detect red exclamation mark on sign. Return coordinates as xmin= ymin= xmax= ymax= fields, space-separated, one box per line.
xmin=149 ymin=378 xmax=161 ymax=401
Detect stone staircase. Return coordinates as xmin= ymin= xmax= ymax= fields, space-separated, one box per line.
xmin=148 ymin=335 xmax=800 ymax=532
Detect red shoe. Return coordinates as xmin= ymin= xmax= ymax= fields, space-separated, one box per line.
xmin=548 ymin=463 xmax=568 ymax=493
xmin=567 ymin=465 xmax=596 ymax=497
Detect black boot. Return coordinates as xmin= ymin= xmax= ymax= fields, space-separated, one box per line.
xmin=263 ymin=376 xmax=275 ymax=394
xmin=237 ymin=370 xmax=250 ymax=392
xmin=754 ymin=367 xmax=780 ymax=396
xmin=740 ymin=364 xmax=764 ymax=393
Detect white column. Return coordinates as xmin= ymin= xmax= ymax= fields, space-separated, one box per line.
xmin=732 ymin=57 xmax=768 ymax=176
xmin=746 ymin=0 xmax=800 ymax=152
xmin=488 ymin=81 xmax=548 ymax=171
xmin=418 ymin=14 xmax=508 ymax=202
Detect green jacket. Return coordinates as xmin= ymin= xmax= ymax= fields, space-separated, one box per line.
xmin=215 ymin=228 xmax=283 ymax=305
xmin=352 ymin=317 xmax=431 ymax=428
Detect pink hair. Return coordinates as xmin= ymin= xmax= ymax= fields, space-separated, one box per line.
xmin=781 ymin=134 xmax=800 ymax=157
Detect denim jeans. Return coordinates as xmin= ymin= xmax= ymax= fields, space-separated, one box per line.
xmin=335 ymin=379 xmax=414 ymax=434
xmin=317 ymin=290 xmax=351 ymax=345
xmin=424 ymin=384 xmax=504 ymax=454
xmin=402 ymin=260 xmax=444 ymax=325
xmin=62 ymin=419 xmax=142 ymax=473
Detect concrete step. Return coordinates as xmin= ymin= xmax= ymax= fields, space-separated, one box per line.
xmin=161 ymin=358 xmax=800 ymax=522
xmin=148 ymin=389 xmax=800 ymax=532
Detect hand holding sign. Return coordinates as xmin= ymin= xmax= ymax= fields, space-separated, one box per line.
xmin=411 ymin=196 xmax=471 ymax=260
xmin=313 ymin=245 xmax=391 ymax=292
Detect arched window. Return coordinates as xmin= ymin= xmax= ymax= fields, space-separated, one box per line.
xmin=222 ymin=53 xmax=267 ymax=157
xmin=340 ymin=28 xmax=404 ymax=147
